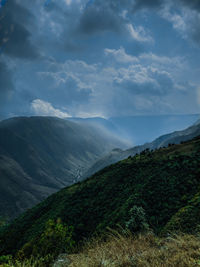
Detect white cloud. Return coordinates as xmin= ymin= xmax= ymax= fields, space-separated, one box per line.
xmin=31 ymin=50 xmax=197 ymax=118
xmin=31 ymin=99 xmax=71 ymax=118
xmin=76 ymin=111 xmax=106 ymax=118
xmin=104 ymin=47 xmax=139 ymax=63
xmin=160 ymin=3 xmax=200 ymax=44
xmin=127 ymin=23 xmax=153 ymax=42
xmin=65 ymin=0 xmax=72 ymax=5
xmin=139 ymin=53 xmax=183 ymax=66
xmin=160 ymin=6 xmax=187 ymax=36
xmin=38 ymin=59 xmax=97 ymax=91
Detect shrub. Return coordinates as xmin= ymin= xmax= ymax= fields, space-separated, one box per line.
xmin=0 ymin=255 xmax=12 ymax=264
xmin=125 ymin=206 xmax=149 ymax=233
xmin=17 ymin=219 xmax=74 ymax=260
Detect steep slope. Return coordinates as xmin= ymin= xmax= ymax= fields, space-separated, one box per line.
xmin=83 ymin=119 xmax=200 ymax=178
xmin=0 ymin=116 xmax=125 ymax=218
xmin=0 ymin=155 xmax=55 ymax=219
xmin=0 ymin=136 xmax=199 ymax=256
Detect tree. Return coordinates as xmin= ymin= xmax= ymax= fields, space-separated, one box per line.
xmin=125 ymin=206 xmax=149 ymax=233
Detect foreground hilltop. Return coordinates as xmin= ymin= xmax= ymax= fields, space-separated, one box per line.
xmin=0 ymin=135 xmax=200 ymax=258
xmin=0 ymin=116 xmax=125 ymax=218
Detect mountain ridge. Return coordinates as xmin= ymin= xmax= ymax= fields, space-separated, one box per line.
xmin=82 ymin=118 xmax=200 ymax=178
xmin=0 ymin=135 xmax=200 ymax=257
xmin=0 ymin=116 xmax=125 ymax=218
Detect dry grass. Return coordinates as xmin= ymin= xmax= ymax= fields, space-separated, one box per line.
xmin=1 ymin=231 xmax=200 ymax=266
xmin=68 ymin=231 xmax=200 ymax=267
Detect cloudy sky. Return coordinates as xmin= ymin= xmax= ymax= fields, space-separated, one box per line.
xmin=0 ymin=0 xmax=200 ymax=119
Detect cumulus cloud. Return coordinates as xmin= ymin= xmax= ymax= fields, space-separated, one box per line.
xmin=140 ymin=53 xmax=180 ymax=65
xmin=37 ymin=60 xmax=93 ymax=106
xmin=0 ymin=0 xmax=199 ymax=119
xmin=104 ymin=47 xmax=138 ymax=63
xmin=160 ymin=2 xmax=200 ymax=45
xmin=114 ymin=65 xmax=174 ymax=96
xmin=31 ymin=99 xmax=71 ymax=118
xmin=29 ymin=47 xmax=196 ymax=117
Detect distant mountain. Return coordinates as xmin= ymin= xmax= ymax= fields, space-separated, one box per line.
xmin=83 ymin=118 xmax=200 ymax=178
xmin=1 ymin=135 xmax=199 ymax=258
xmin=69 ymin=114 xmax=200 ymax=146
xmin=68 ymin=117 xmax=130 ymax=146
xmin=1 ymin=115 xmax=199 ymax=218
xmin=68 ymin=117 xmax=118 ymax=133
xmin=0 ymin=116 xmax=126 ymax=218
xmin=109 ymin=114 xmax=200 ymax=145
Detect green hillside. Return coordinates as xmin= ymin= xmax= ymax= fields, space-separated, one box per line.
xmin=83 ymin=120 xmax=200 ymax=178
xmin=0 ymin=136 xmax=200 ymax=259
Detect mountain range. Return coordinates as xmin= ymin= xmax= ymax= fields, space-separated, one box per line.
xmin=0 ymin=116 xmax=125 ymax=218
xmin=1 ymin=134 xmax=199 ymax=258
xmin=83 ymin=117 xmax=200 ymax=178
xmin=0 ymin=114 xmax=200 ymax=219
xmin=69 ymin=114 xmax=200 ymax=145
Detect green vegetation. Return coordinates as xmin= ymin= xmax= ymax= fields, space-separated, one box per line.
xmin=125 ymin=205 xmax=149 ymax=233
xmin=2 ymin=231 xmax=200 ymax=267
xmin=16 ymin=219 xmax=74 ymax=260
xmin=0 ymin=219 xmax=74 ymax=266
xmin=0 ymin=255 xmax=53 ymax=267
xmin=0 ymin=136 xmax=200 ymax=263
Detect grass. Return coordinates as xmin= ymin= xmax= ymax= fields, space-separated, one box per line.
xmin=68 ymin=230 xmax=200 ymax=267
xmin=0 ymin=255 xmax=53 ymax=267
xmin=1 ymin=231 xmax=200 ymax=266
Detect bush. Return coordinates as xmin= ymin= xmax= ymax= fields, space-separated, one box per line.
xmin=0 ymin=255 xmax=12 ymax=264
xmin=125 ymin=206 xmax=149 ymax=233
xmin=17 ymin=219 xmax=74 ymax=260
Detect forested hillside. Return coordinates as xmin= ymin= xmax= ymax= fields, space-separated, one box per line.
xmin=83 ymin=120 xmax=200 ymax=178
xmin=0 ymin=135 xmax=200 ymax=260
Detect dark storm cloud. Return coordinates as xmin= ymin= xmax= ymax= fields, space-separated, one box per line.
xmin=0 ymin=61 xmax=13 ymax=115
xmin=85 ymin=0 xmax=163 ymax=13
xmin=78 ymin=1 xmax=124 ymax=35
xmin=77 ymin=0 xmax=164 ymax=36
xmin=0 ymin=0 xmax=39 ymax=118
xmin=179 ymin=0 xmax=200 ymax=12
xmin=0 ymin=0 xmax=199 ymax=119
xmin=132 ymin=0 xmax=163 ymax=11
xmin=0 ymin=0 xmax=39 ymax=58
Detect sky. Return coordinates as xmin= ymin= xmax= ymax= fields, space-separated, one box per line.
xmin=0 ymin=0 xmax=200 ymax=119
